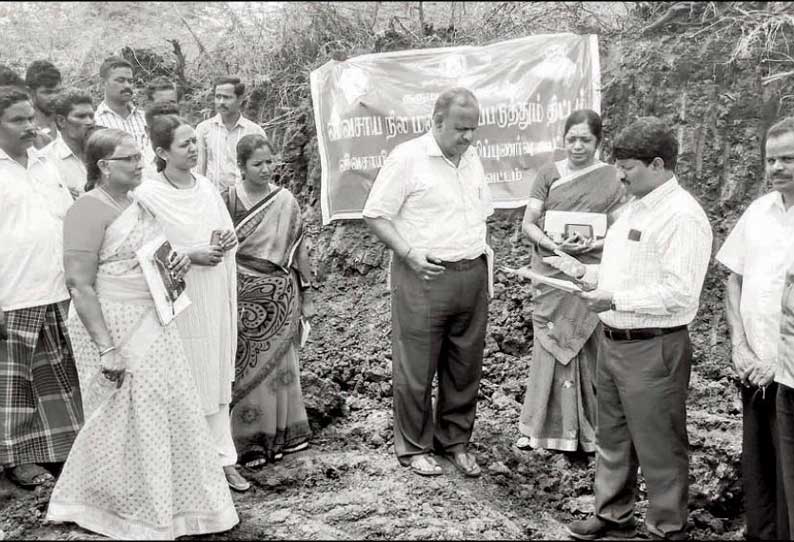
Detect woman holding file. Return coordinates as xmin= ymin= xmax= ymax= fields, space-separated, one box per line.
xmin=516 ymin=110 xmax=626 ymax=454
xmin=48 ymin=129 xmax=238 ymax=539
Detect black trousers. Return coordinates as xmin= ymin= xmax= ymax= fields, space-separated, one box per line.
xmin=775 ymin=383 xmax=794 ymax=540
xmin=742 ymin=382 xmax=788 ymax=540
xmin=390 ymin=255 xmax=488 ymax=461
xmin=594 ymin=328 xmax=691 ymax=538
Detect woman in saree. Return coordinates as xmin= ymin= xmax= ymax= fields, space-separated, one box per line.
xmin=134 ymin=115 xmax=250 ymax=491
xmin=221 ymin=134 xmax=313 ymax=469
xmin=516 ymin=110 xmax=626 ymax=454
xmin=46 ymin=129 xmax=239 ymax=539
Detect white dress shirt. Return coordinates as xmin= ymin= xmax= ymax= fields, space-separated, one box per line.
xmin=43 ymin=137 xmax=87 ymax=195
xmin=362 ymin=131 xmax=494 ymax=262
xmin=94 ymin=101 xmax=149 ymax=154
xmin=0 ymin=147 xmax=71 ymax=311
xmin=716 ymin=191 xmax=794 ymax=387
xmin=195 ymin=113 xmax=267 ymax=192
xmin=585 ymin=176 xmax=713 ymax=329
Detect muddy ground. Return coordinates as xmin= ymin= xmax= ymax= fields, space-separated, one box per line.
xmin=0 ymin=217 xmax=746 ymax=540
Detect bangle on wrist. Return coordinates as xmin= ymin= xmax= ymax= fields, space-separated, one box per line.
xmin=99 ymin=346 xmax=116 ymax=357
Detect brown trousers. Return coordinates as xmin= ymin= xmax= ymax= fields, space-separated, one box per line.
xmin=390 ymin=255 xmax=488 ymax=461
xmin=594 ymin=328 xmax=691 ymax=538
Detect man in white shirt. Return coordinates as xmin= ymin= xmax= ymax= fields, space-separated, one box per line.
xmin=718 ymin=116 xmax=794 ymax=539
xmin=547 ymin=117 xmax=713 ymax=540
xmin=43 ymin=89 xmax=95 ymax=198
xmin=0 ymin=85 xmax=83 ymax=489
xmin=94 ymin=56 xmax=148 ymax=153
xmin=25 ymin=60 xmax=62 ymax=149
xmin=195 ymin=76 xmax=267 ymax=191
xmin=362 ymin=87 xmax=493 ymax=479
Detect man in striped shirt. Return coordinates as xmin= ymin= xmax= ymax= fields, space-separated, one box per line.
xmin=547 ymin=117 xmax=713 ymax=541
xmin=195 ymin=76 xmax=266 ymax=192
xmin=94 ymin=57 xmax=148 ymax=154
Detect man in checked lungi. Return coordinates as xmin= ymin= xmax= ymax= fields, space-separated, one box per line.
xmin=0 ymin=85 xmax=82 ymax=488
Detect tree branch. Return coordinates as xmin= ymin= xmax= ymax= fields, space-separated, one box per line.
xmin=640 ymin=1 xmax=694 ymax=34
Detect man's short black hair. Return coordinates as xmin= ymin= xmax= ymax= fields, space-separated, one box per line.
xmin=612 ymin=116 xmax=678 ymax=170
xmin=99 ymin=56 xmax=134 ymax=80
xmin=51 ymin=88 xmax=93 ymax=118
xmin=0 ymin=85 xmax=31 ymax=118
xmin=145 ymin=100 xmax=180 ymax=126
xmin=0 ymin=65 xmax=25 ymax=88
xmin=767 ymin=117 xmax=794 ymax=141
xmin=213 ymin=76 xmax=245 ymax=97
xmin=146 ymin=76 xmax=177 ymax=101
xmin=25 ymin=60 xmax=61 ymax=91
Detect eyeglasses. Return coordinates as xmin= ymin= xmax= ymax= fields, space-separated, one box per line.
xmin=103 ymin=153 xmax=143 ymax=163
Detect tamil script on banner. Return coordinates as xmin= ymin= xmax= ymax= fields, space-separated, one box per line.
xmin=310 ymin=34 xmax=601 ymax=224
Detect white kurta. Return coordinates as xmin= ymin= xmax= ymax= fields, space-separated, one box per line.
xmin=134 ymin=174 xmax=237 ymax=415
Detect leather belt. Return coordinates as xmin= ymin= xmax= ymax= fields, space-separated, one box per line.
xmin=439 ymin=254 xmax=485 ymax=271
xmin=603 ymin=324 xmax=687 ymax=341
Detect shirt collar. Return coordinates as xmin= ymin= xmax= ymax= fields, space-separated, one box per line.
xmin=211 ymin=113 xmax=246 ymax=129
xmin=423 ymin=131 xmax=472 ymax=165
xmin=96 ymin=100 xmax=139 ymax=118
xmin=54 ymin=137 xmax=77 ymax=160
xmin=770 ymin=190 xmax=790 ymax=212
xmin=636 ymin=175 xmax=679 ymax=209
xmin=0 ymin=145 xmax=46 ymax=167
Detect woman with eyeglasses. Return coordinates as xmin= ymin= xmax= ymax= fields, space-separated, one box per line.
xmin=47 ymin=128 xmax=239 ymax=539
xmin=134 ymin=115 xmax=250 ymax=492
xmin=221 ymin=134 xmax=313 ymax=470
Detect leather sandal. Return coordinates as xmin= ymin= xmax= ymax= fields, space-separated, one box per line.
xmin=401 ymin=454 xmax=443 ymax=477
xmin=7 ymin=463 xmax=54 ymax=488
xmin=445 ymin=451 xmax=481 ymax=478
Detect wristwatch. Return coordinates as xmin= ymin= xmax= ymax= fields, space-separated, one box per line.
xmin=610 ymin=299 xmax=617 ymax=311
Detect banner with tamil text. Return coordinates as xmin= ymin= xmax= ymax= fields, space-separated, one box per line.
xmin=310 ymin=34 xmax=601 ymax=224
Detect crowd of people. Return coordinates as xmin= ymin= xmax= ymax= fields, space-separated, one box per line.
xmin=0 ymin=57 xmax=312 ymax=539
xmin=0 ymin=52 xmax=792 ymax=541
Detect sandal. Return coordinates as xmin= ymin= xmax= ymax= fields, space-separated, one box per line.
xmin=401 ymin=454 xmax=443 ymax=477
xmin=240 ymin=454 xmax=268 ymax=470
xmin=224 ymin=465 xmax=251 ymax=492
xmin=7 ymin=463 xmax=54 ymax=488
xmin=515 ymin=436 xmax=532 ymax=450
xmin=282 ymin=441 xmax=309 ymax=455
xmin=444 ymin=451 xmax=481 ymax=478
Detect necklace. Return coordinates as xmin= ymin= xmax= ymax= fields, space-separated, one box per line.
xmin=98 ymin=186 xmax=129 ymax=211
xmin=162 ymin=170 xmax=196 ymax=190
xmin=240 ymin=181 xmax=271 ymax=206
